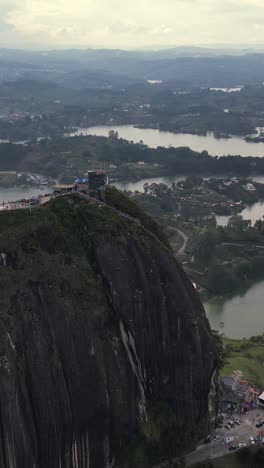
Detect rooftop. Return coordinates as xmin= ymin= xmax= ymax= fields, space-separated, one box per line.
xmin=53 ymin=184 xmax=74 ymax=190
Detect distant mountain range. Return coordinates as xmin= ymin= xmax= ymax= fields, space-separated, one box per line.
xmin=1 ymin=46 xmax=264 ymax=62
xmin=1 ymin=47 xmax=264 ymax=88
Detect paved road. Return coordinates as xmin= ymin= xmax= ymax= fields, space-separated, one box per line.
xmin=222 ymin=242 xmax=264 ymax=249
xmin=183 ymin=266 xmax=204 ymax=276
xmin=184 ymin=410 xmax=264 ymax=466
xmin=169 ymin=226 xmax=189 ymax=255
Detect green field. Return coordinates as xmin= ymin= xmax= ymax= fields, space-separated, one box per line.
xmin=221 ymin=336 xmax=264 ymax=385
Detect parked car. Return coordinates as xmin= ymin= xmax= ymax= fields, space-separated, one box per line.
xmin=225 ymin=424 xmax=231 ymax=430
xmin=229 ymin=446 xmax=237 ymax=451
xmin=250 ymin=437 xmax=256 ymax=444
xmin=238 ymin=443 xmax=246 ymax=448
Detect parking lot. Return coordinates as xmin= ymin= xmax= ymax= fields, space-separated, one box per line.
xmin=184 ymin=408 xmax=264 ymax=466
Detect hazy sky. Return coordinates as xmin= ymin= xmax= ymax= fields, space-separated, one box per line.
xmin=1 ymin=0 xmax=264 ymax=49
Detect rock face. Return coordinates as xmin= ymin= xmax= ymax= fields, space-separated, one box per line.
xmin=0 ymin=189 xmax=219 ymax=468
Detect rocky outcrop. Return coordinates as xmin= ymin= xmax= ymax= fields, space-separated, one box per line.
xmin=0 ymin=191 xmax=219 ymax=467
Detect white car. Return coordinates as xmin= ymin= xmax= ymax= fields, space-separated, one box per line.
xmin=250 ymin=437 xmax=256 ymax=444
xmin=238 ymin=443 xmax=246 ymax=448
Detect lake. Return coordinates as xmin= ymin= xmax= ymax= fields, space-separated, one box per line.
xmin=204 ymin=281 xmax=264 ymax=338
xmin=70 ymin=125 xmax=264 ymax=157
xmin=0 ymin=186 xmax=51 ymax=204
xmin=216 ymin=201 xmax=264 ymax=227
xmin=216 ymin=176 xmax=264 ymax=226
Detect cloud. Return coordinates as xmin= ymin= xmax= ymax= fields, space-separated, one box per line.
xmin=1 ymin=0 xmax=264 ymax=49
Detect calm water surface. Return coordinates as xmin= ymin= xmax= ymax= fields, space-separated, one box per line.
xmin=70 ymin=125 xmax=264 ymax=157
xmin=204 ymin=281 xmax=264 ymax=338
xmin=0 ymin=186 xmax=51 ymax=204
xmin=216 ymin=201 xmax=264 ymax=227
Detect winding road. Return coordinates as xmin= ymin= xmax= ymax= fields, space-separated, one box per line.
xmin=169 ymin=226 xmax=189 ymax=255
xmin=221 ymin=242 xmax=264 ymax=249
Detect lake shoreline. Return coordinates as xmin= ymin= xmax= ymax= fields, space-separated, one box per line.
xmin=202 ymin=274 xmax=264 ymax=304
xmin=79 ymin=123 xmax=250 ymax=140
xmin=204 ymin=278 xmax=264 ymax=339
xmin=70 ymin=124 xmax=264 ymax=157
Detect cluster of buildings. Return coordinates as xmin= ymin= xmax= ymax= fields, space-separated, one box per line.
xmin=17 ymin=172 xmax=50 ymax=186
xmin=0 ymin=110 xmax=29 ymax=122
xmin=222 ymin=371 xmax=264 ymax=414
xmin=53 ymin=170 xmax=106 ymax=194
xmin=218 ymin=177 xmax=256 ymax=193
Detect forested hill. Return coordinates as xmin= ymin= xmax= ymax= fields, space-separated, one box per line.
xmin=2 ymin=48 xmax=264 ymax=86
xmin=2 ymin=135 xmax=264 ymax=178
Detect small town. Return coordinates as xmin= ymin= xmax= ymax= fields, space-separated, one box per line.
xmin=182 ymin=371 xmax=264 ymax=465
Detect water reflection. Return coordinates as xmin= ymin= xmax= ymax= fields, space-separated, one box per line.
xmin=0 ymin=186 xmax=51 ymax=204
xmin=204 ymin=281 xmax=264 ymax=338
xmin=70 ymin=124 xmax=264 ymax=157
xmin=216 ymin=200 xmax=264 ymax=227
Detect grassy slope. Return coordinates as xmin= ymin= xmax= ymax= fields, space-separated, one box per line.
xmin=221 ymin=337 xmax=264 ymax=385
xmin=0 ymin=196 xmax=144 ymax=313
xmin=0 ymin=193 xmax=168 ymax=317
xmin=103 ymin=186 xmax=170 ymax=249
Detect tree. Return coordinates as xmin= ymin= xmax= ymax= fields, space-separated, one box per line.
xmin=193 ymin=229 xmax=219 ymax=264
xmin=108 ymin=130 xmax=119 ymax=139
xmin=183 ymin=175 xmax=203 ymax=189
xmin=227 ymin=215 xmax=251 ymax=231
xmin=254 ymin=219 xmax=264 ymax=232
xmin=143 ymin=183 xmax=150 ymax=194
xmin=207 ymin=263 xmax=236 ymax=294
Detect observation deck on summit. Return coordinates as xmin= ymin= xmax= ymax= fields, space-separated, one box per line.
xmin=53 ymin=171 xmax=106 ymax=195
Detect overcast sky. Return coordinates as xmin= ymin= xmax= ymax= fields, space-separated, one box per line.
xmin=1 ymin=0 xmax=264 ymax=49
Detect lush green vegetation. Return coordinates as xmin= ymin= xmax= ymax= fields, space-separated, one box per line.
xmin=0 ymin=194 xmax=155 ymax=315
xmin=4 ymin=65 xmax=264 ymax=140
xmin=116 ymin=401 xmax=209 ymax=468
xmin=5 ymin=132 xmax=264 ymax=183
xmin=103 ymin=186 xmax=170 ymax=248
xmin=0 ymin=192 xmax=169 ymax=316
xmin=190 ymin=219 xmax=264 ymax=297
xmin=131 ymin=180 xmax=264 ymax=298
xmin=221 ymin=335 xmax=264 ymax=385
